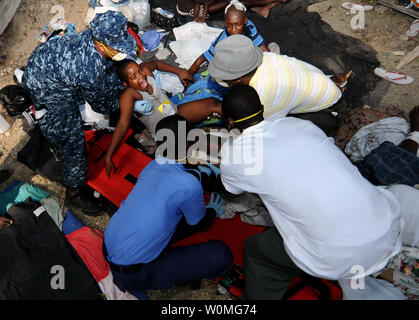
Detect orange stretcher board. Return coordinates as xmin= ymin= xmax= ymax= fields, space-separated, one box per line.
xmin=85 ymin=129 xmax=152 ymax=207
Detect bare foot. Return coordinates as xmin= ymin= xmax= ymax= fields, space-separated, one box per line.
xmin=331 ymin=70 xmax=353 ymax=87
xmin=0 ymin=216 xmax=14 ymax=230
xmin=250 ymin=2 xmax=280 ymax=18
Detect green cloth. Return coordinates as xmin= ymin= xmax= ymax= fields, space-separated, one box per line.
xmin=40 ymin=196 xmax=63 ymax=231
xmin=0 ymin=182 xmax=50 ymax=215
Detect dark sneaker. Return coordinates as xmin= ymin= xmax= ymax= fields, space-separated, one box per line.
xmin=65 ymin=186 xmax=104 ymax=216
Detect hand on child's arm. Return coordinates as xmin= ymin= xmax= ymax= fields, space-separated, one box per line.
xmin=177 ymin=68 xmax=194 ymax=86
xmin=105 ymin=155 xmax=117 ymax=177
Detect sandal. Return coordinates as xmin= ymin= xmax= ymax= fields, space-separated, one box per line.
xmin=341 ymin=2 xmax=374 ymax=11
xmin=406 ymin=19 xmax=419 ymax=38
xmin=373 ymin=68 xmax=414 ymax=85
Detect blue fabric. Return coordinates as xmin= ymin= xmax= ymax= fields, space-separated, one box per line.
xmin=203 ymin=19 xmax=265 ymax=62
xmin=62 ymin=211 xmax=85 ymax=236
xmin=152 ymin=70 xmax=162 ymax=89
xmin=173 ymin=74 xmax=227 ymax=106
xmin=176 ymin=88 xmax=223 ymax=105
xmin=194 ymin=117 xmax=224 ymax=128
xmin=1 ymin=181 xmax=21 ymax=194
xmin=206 ymin=75 xmax=230 ymax=96
xmin=140 ymin=30 xmax=164 ymax=51
xmin=90 ymin=11 xmax=137 ymax=55
xmin=110 ymin=240 xmax=233 ymax=297
xmin=104 ymin=156 xmax=206 ymax=265
xmin=169 ymin=93 xmax=183 ymax=105
xmin=354 ymin=141 xmax=419 ymax=186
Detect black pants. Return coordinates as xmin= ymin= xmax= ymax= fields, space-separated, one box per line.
xmin=243 ymin=227 xmax=306 ymax=299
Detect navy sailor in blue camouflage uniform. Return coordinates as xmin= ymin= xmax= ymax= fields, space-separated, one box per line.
xmin=22 ymin=11 xmax=137 ymax=215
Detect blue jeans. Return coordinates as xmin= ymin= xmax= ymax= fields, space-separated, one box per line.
xmin=111 ymin=240 xmax=233 ymax=299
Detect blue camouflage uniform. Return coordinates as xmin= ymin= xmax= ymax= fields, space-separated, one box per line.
xmin=22 ymin=11 xmax=137 ymax=187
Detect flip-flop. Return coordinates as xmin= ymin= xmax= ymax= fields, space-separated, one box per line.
xmin=341 ymin=2 xmax=374 ymax=11
xmin=373 ymin=68 xmax=414 ymax=85
xmin=406 ymin=19 xmax=419 ymax=38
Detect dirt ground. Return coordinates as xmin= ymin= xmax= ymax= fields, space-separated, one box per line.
xmin=0 ymin=0 xmax=418 ymax=300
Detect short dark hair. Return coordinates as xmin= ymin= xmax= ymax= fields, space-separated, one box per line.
xmin=222 ymin=84 xmax=263 ymax=129
xmin=155 ymin=115 xmax=194 ymax=160
xmin=114 ymin=59 xmax=136 ymax=82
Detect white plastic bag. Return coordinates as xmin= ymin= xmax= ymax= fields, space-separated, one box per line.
xmin=0 ymin=114 xmax=10 ymax=134
xmin=79 ymin=102 xmax=113 ymax=130
xmin=169 ymin=22 xmax=223 ymax=69
xmin=129 ymin=0 xmax=150 ymax=29
xmin=338 ymin=277 xmax=406 ymax=300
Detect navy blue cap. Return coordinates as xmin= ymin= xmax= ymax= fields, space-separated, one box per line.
xmin=90 ymin=11 xmax=137 ymax=55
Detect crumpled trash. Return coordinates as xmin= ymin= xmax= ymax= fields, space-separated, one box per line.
xmin=37 ymin=19 xmax=76 ymax=43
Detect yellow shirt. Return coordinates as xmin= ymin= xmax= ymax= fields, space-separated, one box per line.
xmin=249 ymin=53 xmax=342 ymax=120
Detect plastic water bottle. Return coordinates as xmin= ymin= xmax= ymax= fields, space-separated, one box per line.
xmin=153 ymin=7 xmax=175 ymax=19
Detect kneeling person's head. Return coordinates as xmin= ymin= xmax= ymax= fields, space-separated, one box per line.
xmin=222 ymin=84 xmax=264 ymax=131
xmin=155 ymin=115 xmax=194 ymax=162
xmin=208 ymin=34 xmax=262 ymax=84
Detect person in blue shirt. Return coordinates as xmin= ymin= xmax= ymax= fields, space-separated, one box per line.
xmin=188 ymin=0 xmax=269 ymax=76
xmin=22 ymin=11 xmax=138 ymax=216
xmin=103 ymin=115 xmax=232 ymax=299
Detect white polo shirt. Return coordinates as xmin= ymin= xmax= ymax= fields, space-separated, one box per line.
xmin=220 ymin=117 xmax=402 ymax=280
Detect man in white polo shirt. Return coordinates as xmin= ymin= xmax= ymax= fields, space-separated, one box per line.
xmin=219 ymin=85 xmax=402 ymax=299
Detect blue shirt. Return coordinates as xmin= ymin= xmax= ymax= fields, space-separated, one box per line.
xmin=104 ymin=157 xmax=206 ymax=265
xmin=203 ymin=19 xmax=265 ymax=62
